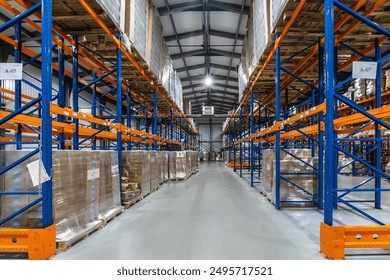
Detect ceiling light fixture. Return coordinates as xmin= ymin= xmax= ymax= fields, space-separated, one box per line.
xmin=205 ymin=77 xmax=213 ymax=87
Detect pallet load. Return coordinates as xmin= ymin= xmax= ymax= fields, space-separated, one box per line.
xmin=260 ymin=149 xmax=318 ymax=205
xmin=386 ymin=69 xmax=390 ymax=90
xmin=150 ymin=151 xmax=160 ymax=192
xmin=0 ymin=151 xmax=123 ymax=250
xmin=157 ymin=151 xmax=169 ymax=184
xmin=146 ymin=1 xmax=163 ymax=78
xmin=122 ymin=151 xmax=151 ymax=200
xmin=169 ymin=151 xmax=191 ymax=180
xmin=191 ymin=152 xmax=199 ymax=174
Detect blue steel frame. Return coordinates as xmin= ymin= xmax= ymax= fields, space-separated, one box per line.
xmin=324 ymin=0 xmax=390 ymax=226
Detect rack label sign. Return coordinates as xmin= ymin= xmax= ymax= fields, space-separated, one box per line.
xmin=352 ymin=61 xmax=377 ymax=79
xmin=0 ymin=63 xmax=23 ymax=80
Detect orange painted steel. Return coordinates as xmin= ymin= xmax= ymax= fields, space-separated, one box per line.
xmin=320 ymin=222 xmax=390 ymax=260
xmin=334 ymin=105 xmax=390 ymax=128
xmin=0 ymin=225 xmax=56 ymax=260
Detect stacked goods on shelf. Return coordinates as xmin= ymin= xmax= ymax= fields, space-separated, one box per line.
xmin=150 ymin=151 xmax=160 ymax=191
xmin=191 ymin=151 xmax=199 ymax=173
xmin=238 ymin=37 xmax=248 ymax=101
xmin=54 ymin=151 xmax=122 ymax=245
xmin=260 ymin=149 xmax=318 ymax=205
xmin=119 ymin=0 xmax=148 ymax=59
xmin=386 ymin=70 xmax=390 ymax=90
xmin=160 ymin=42 xmax=172 ymax=94
xmin=0 ymin=152 xmax=41 ymax=228
xmin=174 ymin=71 xmax=183 ymax=111
xmin=246 ymin=16 xmax=256 ymax=77
xmin=0 ymin=151 xmax=122 ymax=245
xmin=253 ymin=0 xmax=271 ymax=67
xmin=158 ymin=151 xmax=169 ymax=183
xmin=122 ymin=151 xmax=151 ymax=198
xmin=169 ymin=151 xmax=191 ymax=180
xmin=146 ymin=1 xmax=163 ymax=78
xmin=270 ymin=0 xmax=290 ymax=32
xmin=97 ymin=0 xmax=121 ymax=29
xmin=186 ymin=152 xmax=192 ymax=177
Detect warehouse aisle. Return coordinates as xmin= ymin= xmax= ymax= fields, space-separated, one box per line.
xmin=54 ymin=162 xmax=324 ymax=260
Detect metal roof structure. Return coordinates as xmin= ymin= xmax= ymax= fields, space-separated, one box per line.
xmin=152 ymin=0 xmax=250 ymax=115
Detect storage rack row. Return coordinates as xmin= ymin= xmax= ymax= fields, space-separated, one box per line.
xmin=0 ymin=0 xmax=198 ymax=259
xmin=223 ymin=0 xmax=390 ymax=259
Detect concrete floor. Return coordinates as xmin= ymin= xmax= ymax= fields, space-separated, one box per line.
xmin=54 ymin=162 xmax=390 ymax=260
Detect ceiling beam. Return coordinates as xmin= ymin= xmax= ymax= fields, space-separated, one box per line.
xmin=209 ymin=29 xmax=244 ymax=40
xmin=164 ymin=29 xmax=204 ymax=42
xmin=180 ymin=74 xmax=237 ymax=83
xmin=176 ymin=63 xmax=232 ymax=72
xmin=157 ymin=1 xmax=249 ymax=16
xmin=183 ymin=90 xmax=237 ymax=96
xmin=171 ymin=48 xmax=240 ymax=60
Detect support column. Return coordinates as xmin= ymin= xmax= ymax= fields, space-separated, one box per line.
xmin=14 ymin=22 xmax=22 ymax=149
xmin=72 ymin=34 xmax=79 ymax=150
xmin=126 ymin=89 xmax=132 ymax=150
xmin=324 ymin=0 xmax=335 ymax=225
xmin=152 ymin=89 xmax=158 ymax=151
xmin=375 ymin=38 xmax=382 ymax=209
xmin=318 ymin=39 xmax=324 ymax=210
xmin=250 ymin=89 xmax=255 ymax=187
xmin=275 ymin=34 xmax=281 ymax=209
xmin=41 ymin=0 xmax=53 ymax=228
xmin=116 ymin=36 xmax=123 ymax=195
xmin=57 ymin=37 xmax=66 ymax=150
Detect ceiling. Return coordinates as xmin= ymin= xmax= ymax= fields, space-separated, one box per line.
xmin=152 ymin=0 xmax=250 ymax=115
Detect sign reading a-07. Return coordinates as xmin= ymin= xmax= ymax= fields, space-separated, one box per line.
xmin=352 ymin=61 xmax=378 ymax=80
xmin=0 ymin=63 xmax=23 ymax=80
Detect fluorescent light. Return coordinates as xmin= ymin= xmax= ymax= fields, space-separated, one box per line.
xmin=205 ymin=77 xmax=212 ymax=86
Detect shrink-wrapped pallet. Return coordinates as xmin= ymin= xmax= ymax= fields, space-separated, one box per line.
xmin=146 ymin=1 xmax=163 ymax=78
xmin=271 ymin=0 xmax=290 ymax=32
xmin=122 ymin=151 xmax=150 ymax=197
xmin=271 ymin=159 xmax=318 ymax=204
xmin=97 ymin=0 xmax=121 ymax=28
xmin=186 ymin=151 xmax=192 ymax=177
xmin=150 ymin=151 xmax=160 ymax=190
xmin=191 ymin=152 xmax=199 ymax=173
xmin=253 ymin=0 xmax=270 ymax=66
xmin=354 ymin=78 xmax=366 ymax=99
xmin=386 ymin=69 xmax=390 ymax=90
xmin=238 ymin=36 xmax=248 ymax=101
xmin=260 ymin=149 xmax=275 ymax=197
xmin=120 ymin=0 xmax=148 ymax=59
xmin=160 ymin=42 xmax=172 ymax=93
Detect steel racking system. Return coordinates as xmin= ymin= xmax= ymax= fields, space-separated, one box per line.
xmin=223 ymin=0 xmax=390 ymax=259
xmin=0 ymin=0 xmax=197 ymax=259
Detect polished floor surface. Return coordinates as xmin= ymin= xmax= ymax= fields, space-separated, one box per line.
xmin=54 ymin=162 xmax=390 ymax=260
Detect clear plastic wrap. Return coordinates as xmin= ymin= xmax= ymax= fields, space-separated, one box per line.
xmin=271 ymin=0 xmax=290 ymax=32
xmin=253 ymin=0 xmax=270 ymax=67
xmin=160 ymin=42 xmax=172 ymax=93
xmin=121 ymin=0 xmax=148 ymax=59
xmin=247 ymin=17 xmax=256 ymax=77
xmin=191 ymin=151 xmax=199 ymax=173
xmin=366 ymin=79 xmax=375 ymax=97
xmin=354 ymin=78 xmax=366 ymax=99
xmin=169 ymin=151 xmax=189 ymax=180
xmin=386 ymin=69 xmax=390 ymax=90
xmin=97 ymin=0 xmax=121 ymax=29
xmin=169 ymin=67 xmax=176 ymax=102
xmin=150 ymin=151 xmax=160 ymax=190
xmin=122 ymin=151 xmax=151 ymax=196
xmin=174 ymin=71 xmax=183 ymax=110
xmin=146 ymin=1 xmax=163 ymax=77
xmin=261 ymin=149 xmax=318 ymax=204
xmin=238 ymin=62 xmax=247 ymax=101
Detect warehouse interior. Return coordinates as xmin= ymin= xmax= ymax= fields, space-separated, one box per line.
xmin=1 ymin=0 xmax=390 ymax=261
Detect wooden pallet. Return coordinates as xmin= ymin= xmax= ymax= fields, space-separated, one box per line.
xmin=100 ymin=207 xmax=124 ymax=227
xmin=56 ymin=221 xmax=103 ymax=252
xmin=123 ymin=195 xmax=143 ymax=209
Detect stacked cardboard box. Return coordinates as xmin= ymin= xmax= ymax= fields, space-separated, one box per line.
xmin=157 ymin=151 xmax=169 ymax=184
xmin=261 ymin=149 xmax=318 ymax=205
xmin=146 ymin=1 xmax=163 ymax=78
xmin=150 ymin=151 xmax=160 ymax=190
xmin=122 ymin=151 xmax=150 ymax=197
xmin=191 ymin=152 xmax=199 ymax=173
xmin=1 ymin=151 xmax=122 ymax=246
xmin=169 ymin=151 xmax=190 ymax=180
xmin=386 ymin=70 xmax=390 ymax=90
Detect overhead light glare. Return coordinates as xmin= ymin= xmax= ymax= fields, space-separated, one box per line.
xmin=205 ymin=77 xmax=213 ymax=86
